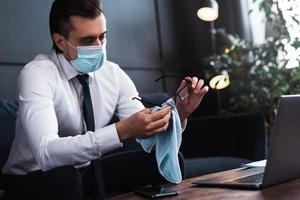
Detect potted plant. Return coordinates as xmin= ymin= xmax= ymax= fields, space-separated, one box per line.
xmin=203 ymin=0 xmax=300 ymax=135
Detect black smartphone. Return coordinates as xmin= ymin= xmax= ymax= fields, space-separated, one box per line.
xmin=134 ymin=185 xmax=179 ymax=199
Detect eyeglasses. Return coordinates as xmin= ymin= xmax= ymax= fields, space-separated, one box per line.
xmin=132 ymin=75 xmax=193 ymax=107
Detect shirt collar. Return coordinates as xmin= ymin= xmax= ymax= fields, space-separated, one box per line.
xmin=55 ymin=53 xmax=95 ymax=81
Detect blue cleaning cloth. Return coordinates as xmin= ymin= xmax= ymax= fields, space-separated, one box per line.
xmin=136 ymin=99 xmax=182 ymax=183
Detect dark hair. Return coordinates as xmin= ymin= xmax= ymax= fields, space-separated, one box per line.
xmin=49 ymin=0 xmax=103 ymax=53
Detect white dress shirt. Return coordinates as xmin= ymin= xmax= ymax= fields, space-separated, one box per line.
xmin=2 ymin=52 xmax=144 ymax=175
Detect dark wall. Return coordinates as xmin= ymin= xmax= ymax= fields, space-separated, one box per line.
xmin=0 ymin=0 xmax=212 ymax=99
xmin=0 ymin=0 xmax=53 ymax=99
xmin=103 ymin=0 xmax=215 ymax=94
xmin=103 ymin=0 xmax=165 ymax=94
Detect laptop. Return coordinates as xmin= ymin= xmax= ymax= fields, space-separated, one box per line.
xmin=192 ymin=95 xmax=300 ymax=189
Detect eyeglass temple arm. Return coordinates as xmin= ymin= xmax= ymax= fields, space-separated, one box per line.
xmin=159 ymin=78 xmax=192 ymax=105
xmin=133 ymin=76 xmax=193 ymax=107
xmin=155 ymin=75 xmax=183 ymax=82
xmin=132 ymin=97 xmax=161 ymax=107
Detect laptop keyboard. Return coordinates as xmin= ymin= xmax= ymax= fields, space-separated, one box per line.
xmin=228 ymin=172 xmax=264 ymax=184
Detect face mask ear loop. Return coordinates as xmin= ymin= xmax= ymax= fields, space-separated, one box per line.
xmin=63 ymin=38 xmax=78 ymax=61
xmin=64 ymin=39 xmax=77 ymax=49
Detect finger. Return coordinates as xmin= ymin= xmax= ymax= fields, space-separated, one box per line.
xmin=149 ymin=122 xmax=170 ymax=135
xmin=195 ymin=85 xmax=209 ymax=98
xmin=201 ymin=86 xmax=209 ymax=94
xmin=191 ymin=77 xmax=198 ymax=88
xmin=202 ymin=85 xmax=209 ymax=93
xmin=149 ymin=106 xmax=171 ymax=121
xmin=193 ymin=79 xmax=204 ymax=93
xmin=141 ymin=108 xmax=153 ymax=114
xmin=146 ymin=108 xmax=171 ymax=130
xmin=146 ymin=110 xmax=171 ymax=131
xmin=178 ymin=77 xmax=192 ymax=90
xmin=199 ymin=85 xmax=209 ymax=95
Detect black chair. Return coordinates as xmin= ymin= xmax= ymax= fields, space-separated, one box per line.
xmin=0 ymin=100 xmax=18 ymax=200
xmin=100 ymin=150 xmax=185 ymax=196
xmin=181 ymin=112 xmax=267 ymax=178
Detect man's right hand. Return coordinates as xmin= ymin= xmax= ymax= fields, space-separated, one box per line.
xmin=116 ymin=106 xmax=171 ymax=141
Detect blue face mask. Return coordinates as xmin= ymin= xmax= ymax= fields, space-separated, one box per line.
xmin=65 ymin=40 xmax=106 ymax=73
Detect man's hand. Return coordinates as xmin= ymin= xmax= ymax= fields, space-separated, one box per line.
xmin=116 ymin=106 xmax=171 ymax=141
xmin=176 ymin=77 xmax=209 ymax=122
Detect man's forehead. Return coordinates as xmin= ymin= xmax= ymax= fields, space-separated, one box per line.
xmin=69 ymin=14 xmax=106 ymax=37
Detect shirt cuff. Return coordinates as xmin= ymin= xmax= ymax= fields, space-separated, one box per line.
xmin=94 ymin=123 xmax=123 ymax=155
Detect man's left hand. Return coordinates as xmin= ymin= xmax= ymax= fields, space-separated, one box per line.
xmin=175 ymin=77 xmax=209 ymax=123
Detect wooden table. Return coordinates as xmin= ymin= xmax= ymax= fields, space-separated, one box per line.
xmin=108 ymin=168 xmax=300 ymax=200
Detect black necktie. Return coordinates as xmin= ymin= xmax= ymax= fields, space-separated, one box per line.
xmin=77 ymin=74 xmax=106 ymax=200
xmin=77 ymin=74 xmax=95 ymax=132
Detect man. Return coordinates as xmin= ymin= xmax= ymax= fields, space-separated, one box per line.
xmin=2 ymin=0 xmax=209 ymax=199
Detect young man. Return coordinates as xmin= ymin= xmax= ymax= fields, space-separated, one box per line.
xmin=2 ymin=0 xmax=208 ymax=199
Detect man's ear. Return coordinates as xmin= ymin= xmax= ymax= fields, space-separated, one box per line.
xmin=52 ymin=33 xmax=66 ymax=52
